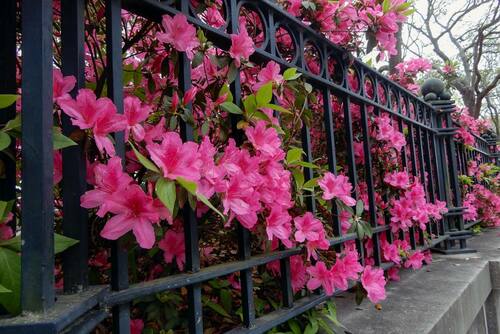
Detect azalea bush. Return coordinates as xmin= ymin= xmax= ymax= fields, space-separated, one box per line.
xmin=0 ymin=0 xmax=497 ymax=333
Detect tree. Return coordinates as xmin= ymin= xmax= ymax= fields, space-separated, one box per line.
xmin=403 ymin=0 xmax=500 ymax=119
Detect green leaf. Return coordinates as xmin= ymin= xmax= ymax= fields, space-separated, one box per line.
xmin=0 ymin=94 xmax=18 ymax=109
xmin=220 ymin=101 xmax=243 ymax=115
xmin=196 ymin=192 xmax=225 ymax=220
xmin=403 ymin=8 xmax=416 ymax=16
xmin=256 ymin=81 xmax=273 ymax=106
xmin=0 ymin=247 xmax=21 ymax=314
xmin=3 ymin=114 xmax=21 ymax=132
xmin=130 ymin=142 xmax=160 ymax=173
xmin=0 ymin=132 xmax=11 ymax=151
xmin=292 ymin=168 xmax=304 ymax=189
xmin=288 ymin=319 xmax=302 ymax=334
xmin=283 ymin=68 xmax=301 ymax=81
xmin=54 ymin=233 xmax=79 ymax=254
xmin=303 ymin=177 xmax=318 ymax=189
xmin=382 ymin=0 xmax=391 ymax=13
xmin=220 ymin=289 xmax=232 ymax=313
xmin=361 ymin=221 xmax=373 ymax=238
xmin=262 ymin=103 xmax=292 ymax=114
xmin=250 ymin=111 xmax=272 ymax=122
xmin=203 ymin=296 xmax=231 ymax=318
xmin=176 ymin=177 xmax=197 ymax=195
xmin=0 ymin=283 xmax=12 ymax=294
xmin=218 ymin=84 xmax=233 ymax=103
xmin=355 ymin=199 xmax=364 ymax=216
xmin=155 ymin=178 xmax=176 ymax=214
xmin=304 ymin=319 xmax=319 ymax=334
xmin=243 ymin=95 xmax=257 ymax=115
xmin=0 ymin=233 xmax=78 ymax=254
xmin=176 ymin=177 xmax=225 ymax=219
xmin=294 ymin=161 xmax=319 ymax=169
xmin=0 ymin=201 xmax=13 ymax=221
xmin=53 ymin=129 xmax=78 ymax=150
xmin=286 ymin=148 xmax=304 ymax=164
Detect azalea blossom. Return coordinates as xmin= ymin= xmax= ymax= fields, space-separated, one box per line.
xmin=159 ymin=229 xmax=186 ymax=270
xmin=294 ymin=212 xmax=324 ymax=243
xmin=159 ymin=14 xmax=199 ymax=59
xmin=306 ymin=261 xmax=335 ymax=295
xmin=265 ymin=205 xmax=292 ymax=248
xmin=99 ymin=184 xmax=168 ymax=249
xmin=245 ymin=121 xmax=282 ymax=158
xmin=361 ymin=265 xmax=386 ymax=303
xmin=146 ymin=132 xmax=202 ymax=182
xmin=318 ymin=172 xmax=356 ymax=206
xmin=229 ymin=24 xmax=254 ymax=66
xmin=404 ymin=251 xmax=425 ymax=270
xmin=53 ymin=69 xmax=75 ymax=103
xmin=384 ymin=171 xmax=410 ymax=189
xmin=124 ymin=96 xmax=151 ymax=141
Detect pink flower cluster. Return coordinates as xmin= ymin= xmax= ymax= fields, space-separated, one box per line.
xmin=374 ymin=115 xmax=406 ymax=151
xmin=306 ymin=250 xmax=363 ymax=296
xmin=389 ymin=180 xmax=448 ymax=232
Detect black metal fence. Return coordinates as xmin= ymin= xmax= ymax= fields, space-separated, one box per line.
xmin=0 ymin=0 xmax=498 ymax=333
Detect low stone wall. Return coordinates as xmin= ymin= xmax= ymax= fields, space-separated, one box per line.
xmin=334 ymin=229 xmax=500 ymax=334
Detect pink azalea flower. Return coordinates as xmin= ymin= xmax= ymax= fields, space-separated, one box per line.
xmin=0 ymin=213 xmax=14 ymax=240
xmin=318 ymin=172 xmax=356 ymax=206
xmin=381 ymin=240 xmax=401 ymax=265
xmin=254 ymin=61 xmax=283 ymax=90
xmin=158 ymin=14 xmax=199 ymax=59
xmin=229 ymin=24 xmax=255 ymax=66
xmin=58 ymin=88 xmax=109 ymax=130
xmin=159 ymin=229 xmax=186 ymax=271
xmin=100 ymin=184 xmax=166 ymax=249
xmin=58 ymin=88 xmax=127 ymax=156
xmin=361 ymin=265 xmax=386 ymax=303
xmin=404 ymin=251 xmax=425 ymax=270
xmin=306 ymin=261 xmax=335 ymax=295
xmin=305 ymin=229 xmax=330 ymax=261
xmin=130 ymin=319 xmax=144 ymax=334
xmin=92 ymin=105 xmax=128 ymax=156
xmin=53 ymin=69 xmax=75 ymax=103
xmin=389 ymin=198 xmax=415 ymax=232
xmin=245 ymin=121 xmax=282 ymax=158
xmin=146 ymin=132 xmax=202 ymax=182
xmin=53 ymin=150 xmax=63 ymax=184
xmin=290 ymin=255 xmax=308 ymax=292
xmin=384 ymin=171 xmax=410 ymax=189
xmin=387 ymin=267 xmax=400 ymax=281
xmin=124 ymin=96 xmax=151 ymax=141
xmin=294 ymin=212 xmax=324 ymax=242
xmin=81 ymin=156 xmax=133 ymax=216
xmin=265 ymin=205 xmax=292 ymax=248
xmin=341 ymin=250 xmax=363 ymax=280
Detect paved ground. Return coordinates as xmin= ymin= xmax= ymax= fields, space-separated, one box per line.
xmin=334 ymin=229 xmax=500 ymax=334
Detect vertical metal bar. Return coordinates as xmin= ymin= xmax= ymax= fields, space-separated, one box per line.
xmin=301 ymin=125 xmax=316 ymax=213
xmin=177 ymin=9 xmax=204 ymax=330
xmin=106 ymin=1 xmax=130 ymax=332
xmin=358 ymin=71 xmax=381 ymax=266
xmin=21 ymin=0 xmax=55 ymax=312
xmin=323 ymin=88 xmax=341 ymax=237
xmin=229 ymin=0 xmax=255 ymax=327
xmin=342 ymin=95 xmax=358 ymax=192
xmin=0 ymin=0 xmax=16 ymax=206
xmin=61 ymin=0 xmax=88 ymax=294
xmin=179 ymin=54 xmax=203 ymax=333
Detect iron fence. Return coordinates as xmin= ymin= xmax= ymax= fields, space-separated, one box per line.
xmin=0 ymin=0 xmax=497 ymax=333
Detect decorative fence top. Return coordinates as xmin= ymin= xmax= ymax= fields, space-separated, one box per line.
xmin=0 ymin=1 xmax=498 ymax=334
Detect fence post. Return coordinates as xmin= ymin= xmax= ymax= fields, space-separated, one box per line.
xmin=422 ymin=78 xmax=475 ymax=254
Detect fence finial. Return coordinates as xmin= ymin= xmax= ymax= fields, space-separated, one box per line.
xmin=421 ymin=78 xmax=451 ymax=101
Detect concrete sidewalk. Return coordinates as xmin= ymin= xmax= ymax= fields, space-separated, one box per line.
xmin=335 ymin=229 xmax=500 ymax=334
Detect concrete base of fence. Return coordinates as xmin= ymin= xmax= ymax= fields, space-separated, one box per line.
xmin=334 ymin=228 xmax=500 ymax=334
